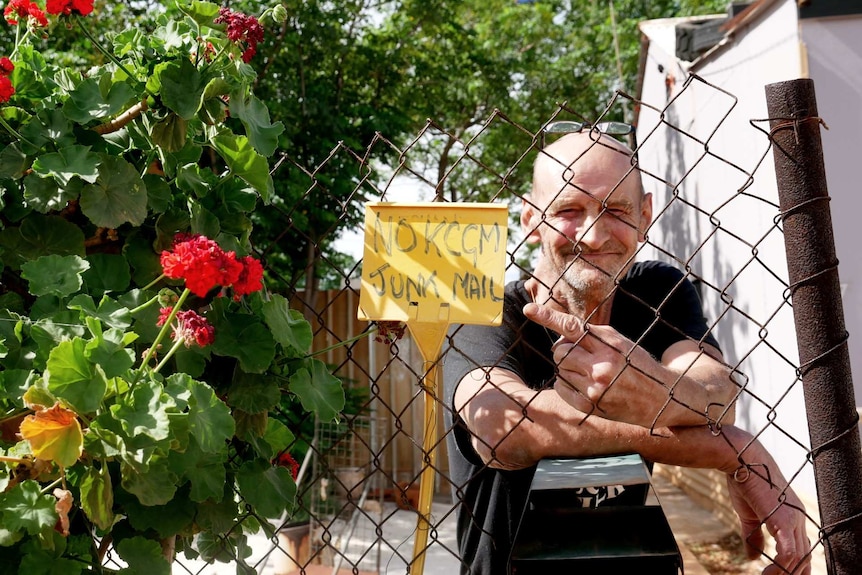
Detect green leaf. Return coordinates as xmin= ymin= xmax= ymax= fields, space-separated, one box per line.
xmin=163 ymin=373 xmax=192 ymax=410
xmin=15 ymin=372 xmax=51 ymax=410
xmin=159 ymin=58 xmax=205 ymax=120
xmin=172 ymin=345 xmax=207 ymax=378
xmin=186 ymin=0 xmax=221 ymax=28
xmin=80 ymin=465 xmax=114 ymax=531
xmin=211 ymin=131 xmax=274 ymax=203
xmin=68 ymin=293 xmax=132 ymax=330
xmin=150 ymin=113 xmax=188 ymax=153
xmin=79 ymin=156 xmax=147 ymax=229
xmin=23 ymin=173 xmax=78 ymax=214
xmin=46 ymin=337 xmax=107 ymax=413
xmin=123 ymin=231 xmax=162 ymax=287
xmin=167 ymin=437 xmax=226 ymax=502
xmin=0 ymin=368 xmax=35 ymax=409
xmin=0 ymin=480 xmax=56 ymax=535
xmin=195 ymin=488 xmax=238 ymax=533
xmin=218 ymin=180 xmax=258 ymax=213
xmin=121 ymin=458 xmax=178 ymax=507
xmin=176 ymin=163 xmax=217 ymax=197
xmin=115 ymin=536 xmax=171 ymax=575
xmin=198 ymin=96 xmax=226 ymax=125
xmin=210 ymin=313 xmax=276 ymax=374
xmin=81 ymin=253 xmax=131 ymax=294
xmin=262 ymin=295 xmax=313 ymax=354
xmin=229 ymin=92 xmax=284 ymax=157
xmin=188 ymin=379 xmax=235 ymax=453
xmin=190 ymin=201 xmax=220 ymax=239
xmin=236 ymin=459 xmax=296 ymax=518
xmin=193 ymin=530 xmax=249 ymax=564
xmin=234 ymin=409 xmax=267 ymax=441
xmin=21 ymin=254 xmax=89 ymax=297
xmin=62 ymin=77 xmax=136 ymax=124
xmin=225 ymin=370 xmax=280 ymax=413
xmin=124 ymin=492 xmax=196 ymax=538
xmin=143 ymin=174 xmax=172 ymax=213
xmin=20 ymin=550 xmax=85 ymax=575
xmin=110 ymin=378 xmax=174 ymax=443
xmin=26 ymin=108 xmax=74 ymax=152
xmin=0 ymin=214 xmax=86 ymax=270
xmin=289 ymin=359 xmax=345 ymax=423
xmin=31 ymin=145 xmax=100 ymax=186
xmin=30 ymin=311 xmax=87 ymax=364
xmin=0 ymin=142 xmax=28 ymax=179
xmin=245 ymin=417 xmax=294 ymax=460
xmin=0 ymin=525 xmax=24 ymax=546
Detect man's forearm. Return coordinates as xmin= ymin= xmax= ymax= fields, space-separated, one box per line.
xmin=459 ymin=369 xmax=743 ymax=472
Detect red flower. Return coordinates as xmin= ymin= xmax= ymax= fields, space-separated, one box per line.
xmin=156 ymin=306 xmax=173 ymax=327
xmin=45 ymin=0 xmax=92 ymax=16
xmin=156 ymin=307 xmax=215 ymax=348
xmin=0 ymin=75 xmax=14 ymax=103
xmin=27 ymin=2 xmax=46 ymax=26
xmin=4 ymin=0 xmax=28 ymax=24
xmin=214 ymin=7 xmax=264 ymax=63
xmin=232 ymin=256 xmax=264 ymax=300
xmin=160 ymin=234 xmax=243 ymax=297
xmin=0 ymin=57 xmax=13 ymax=74
xmin=276 ymin=452 xmax=299 ymax=480
xmin=173 ymin=310 xmax=215 ymax=348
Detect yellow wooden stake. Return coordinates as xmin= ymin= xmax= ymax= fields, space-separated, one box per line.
xmin=358 ymin=202 xmax=508 ymax=575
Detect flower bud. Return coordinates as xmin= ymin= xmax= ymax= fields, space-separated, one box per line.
xmin=158 ymin=288 xmax=179 ymax=308
xmin=271 ymin=3 xmax=287 ymax=23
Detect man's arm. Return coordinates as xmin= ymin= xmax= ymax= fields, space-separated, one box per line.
xmin=533 ymin=303 xmax=737 ymax=429
xmin=453 ymin=367 xmax=810 ymax=575
xmin=456 ymin=365 xmax=730 ymax=472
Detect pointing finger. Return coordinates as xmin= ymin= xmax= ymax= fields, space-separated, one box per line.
xmin=523 ymin=302 xmax=585 ymax=341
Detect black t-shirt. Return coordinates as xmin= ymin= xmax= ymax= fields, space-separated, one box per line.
xmin=441 ymin=260 xmax=720 ymax=575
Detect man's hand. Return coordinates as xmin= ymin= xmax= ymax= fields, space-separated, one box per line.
xmin=721 ymin=429 xmax=811 ymax=574
xmin=524 ymin=300 xmax=724 ymax=428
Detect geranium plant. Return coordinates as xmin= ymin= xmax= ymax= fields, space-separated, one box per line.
xmin=0 ymin=1 xmax=347 ymax=572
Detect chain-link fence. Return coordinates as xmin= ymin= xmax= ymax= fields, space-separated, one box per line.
xmin=164 ymin=73 xmax=859 ymax=575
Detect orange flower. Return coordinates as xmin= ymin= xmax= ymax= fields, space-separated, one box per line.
xmin=19 ymin=403 xmax=83 ymax=468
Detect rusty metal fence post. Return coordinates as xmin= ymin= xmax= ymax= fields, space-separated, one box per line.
xmin=765 ymin=78 xmax=862 ymax=575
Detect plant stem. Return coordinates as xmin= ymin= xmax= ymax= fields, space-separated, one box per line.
xmin=75 ymin=16 xmax=137 ymax=81
xmin=128 ymin=293 xmax=161 ymax=315
xmin=11 ymin=20 xmax=21 ymax=60
xmin=93 ymin=98 xmax=149 ymax=135
xmin=141 ymin=274 xmax=167 ymax=292
xmin=137 ymin=288 xmax=190 ymax=373
xmin=0 ymin=114 xmax=38 ymax=149
xmin=153 ymin=336 xmax=185 ymax=374
xmin=40 ymin=477 xmax=63 ymax=494
xmin=307 ymin=327 xmax=378 ymax=358
xmin=0 ymin=455 xmax=29 ymax=465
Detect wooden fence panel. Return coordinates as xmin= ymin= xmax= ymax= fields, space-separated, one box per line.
xmin=293 ymin=288 xmax=449 ymax=492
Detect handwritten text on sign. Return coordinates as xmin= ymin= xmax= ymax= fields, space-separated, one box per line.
xmin=358 ymin=203 xmax=508 ymax=325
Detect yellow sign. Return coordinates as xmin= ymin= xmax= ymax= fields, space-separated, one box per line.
xmin=357 ymin=202 xmax=508 ymax=325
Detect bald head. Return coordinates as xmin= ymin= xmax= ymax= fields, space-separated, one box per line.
xmin=532 ymin=131 xmax=642 ymax=203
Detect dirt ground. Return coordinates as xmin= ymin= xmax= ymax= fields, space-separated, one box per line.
xmin=688 ymin=533 xmax=771 ymax=575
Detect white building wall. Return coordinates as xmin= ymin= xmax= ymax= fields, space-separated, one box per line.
xmin=800 ymin=15 xmax=862 ymax=407
xmin=637 ymin=0 xmax=816 ymax=498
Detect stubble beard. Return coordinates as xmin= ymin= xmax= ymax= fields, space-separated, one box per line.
xmin=559 ymin=256 xmax=620 ymax=319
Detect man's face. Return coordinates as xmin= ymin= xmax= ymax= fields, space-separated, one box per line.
xmin=523 ymin=137 xmax=652 ymax=311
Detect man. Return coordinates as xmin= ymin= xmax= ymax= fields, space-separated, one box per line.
xmin=442 ymin=130 xmax=810 ymax=574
